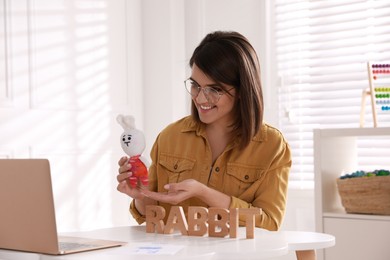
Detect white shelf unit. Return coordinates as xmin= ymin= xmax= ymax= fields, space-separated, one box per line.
xmin=314 ymin=127 xmax=390 ymax=260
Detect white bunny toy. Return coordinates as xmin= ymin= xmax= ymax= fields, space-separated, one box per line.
xmin=116 ymin=114 xmax=149 ymax=188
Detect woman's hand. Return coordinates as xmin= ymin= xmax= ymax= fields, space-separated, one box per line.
xmin=142 ymin=179 xmax=204 ymax=205
xmin=142 ymin=179 xmax=231 ymax=208
xmin=116 ymin=156 xmax=145 ymax=200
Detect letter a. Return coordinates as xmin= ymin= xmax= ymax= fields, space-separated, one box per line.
xmin=164 ymin=206 xmax=188 ymax=235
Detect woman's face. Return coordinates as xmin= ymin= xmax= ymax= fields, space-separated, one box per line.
xmin=190 ymin=64 xmax=236 ymax=127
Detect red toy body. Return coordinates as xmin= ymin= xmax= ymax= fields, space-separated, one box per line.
xmin=127 ymin=155 xmax=148 ymax=188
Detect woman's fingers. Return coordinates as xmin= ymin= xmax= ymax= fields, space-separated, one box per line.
xmin=118 ymin=156 xmax=128 ymax=166
xmin=164 ymin=179 xmax=196 ymax=193
xmin=118 ymin=159 xmax=132 ymax=174
xmin=116 ymin=172 xmax=132 ymax=183
xmin=116 ymin=181 xmax=128 ymax=192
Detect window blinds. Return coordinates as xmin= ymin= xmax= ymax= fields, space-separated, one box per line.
xmin=273 ymin=0 xmax=390 ymax=189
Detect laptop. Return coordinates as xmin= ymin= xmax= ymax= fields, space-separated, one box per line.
xmin=0 ymin=158 xmax=126 ymax=255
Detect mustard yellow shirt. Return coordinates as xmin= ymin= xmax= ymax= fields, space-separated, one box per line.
xmin=130 ymin=116 xmax=291 ymax=231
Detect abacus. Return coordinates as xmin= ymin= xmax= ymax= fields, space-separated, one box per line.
xmin=360 ymin=62 xmax=390 ymax=127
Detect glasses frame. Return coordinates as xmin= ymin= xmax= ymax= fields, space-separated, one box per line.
xmin=184 ymin=78 xmax=234 ymax=105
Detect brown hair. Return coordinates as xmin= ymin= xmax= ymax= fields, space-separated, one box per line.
xmin=189 ymin=31 xmax=264 ymax=149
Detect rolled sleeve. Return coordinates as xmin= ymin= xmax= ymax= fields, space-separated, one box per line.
xmin=129 ymin=199 xmax=146 ymax=225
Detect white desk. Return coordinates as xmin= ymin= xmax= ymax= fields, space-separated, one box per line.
xmin=0 ymin=226 xmax=335 ymax=260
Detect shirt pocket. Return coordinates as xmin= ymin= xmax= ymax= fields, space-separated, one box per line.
xmin=158 ymin=153 xmax=196 ymax=183
xmin=225 ymin=163 xmax=265 ymax=196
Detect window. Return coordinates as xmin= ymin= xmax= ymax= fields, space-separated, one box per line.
xmin=273 ymin=0 xmax=390 ymax=189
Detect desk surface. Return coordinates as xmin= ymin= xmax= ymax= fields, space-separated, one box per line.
xmin=0 ymin=226 xmax=335 ymax=260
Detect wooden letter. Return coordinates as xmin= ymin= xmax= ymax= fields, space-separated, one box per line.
xmin=188 ymin=207 xmax=208 ymax=236
xmin=145 ymin=205 xmax=165 ymax=234
xmin=164 ymin=206 xmax=188 ymax=235
xmin=229 ymin=208 xmax=239 ymax=238
xmin=240 ymin=208 xmax=262 ymax=239
xmin=208 ymin=208 xmax=229 ymax=238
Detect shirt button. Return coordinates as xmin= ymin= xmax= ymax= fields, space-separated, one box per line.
xmin=174 ymin=164 xmax=178 ymax=170
xmin=244 ymin=175 xmax=249 ymax=180
xmin=215 ymin=167 xmax=220 ymax=172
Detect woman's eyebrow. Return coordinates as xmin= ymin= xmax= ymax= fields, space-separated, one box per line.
xmin=188 ymin=77 xmax=200 ymax=86
xmin=189 ymin=77 xmax=220 ymax=87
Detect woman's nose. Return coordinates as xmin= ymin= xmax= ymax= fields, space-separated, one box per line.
xmin=195 ymin=88 xmax=209 ymax=103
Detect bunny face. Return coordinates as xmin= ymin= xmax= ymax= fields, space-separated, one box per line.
xmin=120 ymin=128 xmax=145 ymax=157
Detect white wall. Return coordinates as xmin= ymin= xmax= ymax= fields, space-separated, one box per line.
xmin=0 ymin=0 xmax=140 ymax=231
xmin=140 ymin=0 xmax=188 ymax=153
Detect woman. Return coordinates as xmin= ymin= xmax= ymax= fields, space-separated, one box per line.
xmin=117 ymin=31 xmax=291 ymax=231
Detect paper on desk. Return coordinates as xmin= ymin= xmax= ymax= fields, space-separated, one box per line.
xmin=111 ymin=243 xmax=184 ymax=255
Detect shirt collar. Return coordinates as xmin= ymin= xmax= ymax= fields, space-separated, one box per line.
xmin=180 ymin=116 xmax=204 ymax=136
xmin=180 ymin=116 xmax=268 ymax=143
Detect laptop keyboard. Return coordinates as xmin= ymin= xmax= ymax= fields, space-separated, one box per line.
xmin=59 ymin=241 xmax=99 ymax=252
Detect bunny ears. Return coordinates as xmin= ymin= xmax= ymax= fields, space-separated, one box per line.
xmin=116 ymin=114 xmax=136 ymax=131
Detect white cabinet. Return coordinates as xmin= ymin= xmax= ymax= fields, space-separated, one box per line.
xmin=314 ymin=127 xmax=390 ymax=260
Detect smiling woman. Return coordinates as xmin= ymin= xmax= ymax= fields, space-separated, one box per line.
xmin=116 ymin=31 xmax=292 ymax=232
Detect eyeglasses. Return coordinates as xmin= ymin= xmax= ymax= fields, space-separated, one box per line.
xmin=184 ymin=79 xmax=233 ymax=104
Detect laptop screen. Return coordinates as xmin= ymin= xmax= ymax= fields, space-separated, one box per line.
xmin=0 ymin=159 xmax=60 ymax=254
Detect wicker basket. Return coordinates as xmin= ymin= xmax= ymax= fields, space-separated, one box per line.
xmin=336 ymin=176 xmax=390 ymax=215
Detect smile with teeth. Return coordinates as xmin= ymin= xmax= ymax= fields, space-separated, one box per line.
xmin=200 ymin=104 xmax=214 ymax=110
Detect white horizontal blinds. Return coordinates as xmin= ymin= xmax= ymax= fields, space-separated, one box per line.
xmin=274 ymin=0 xmax=390 ymax=188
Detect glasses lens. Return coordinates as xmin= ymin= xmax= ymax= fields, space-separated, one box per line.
xmin=185 ymin=80 xmax=199 ymax=97
xmin=202 ymin=88 xmax=220 ymax=103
